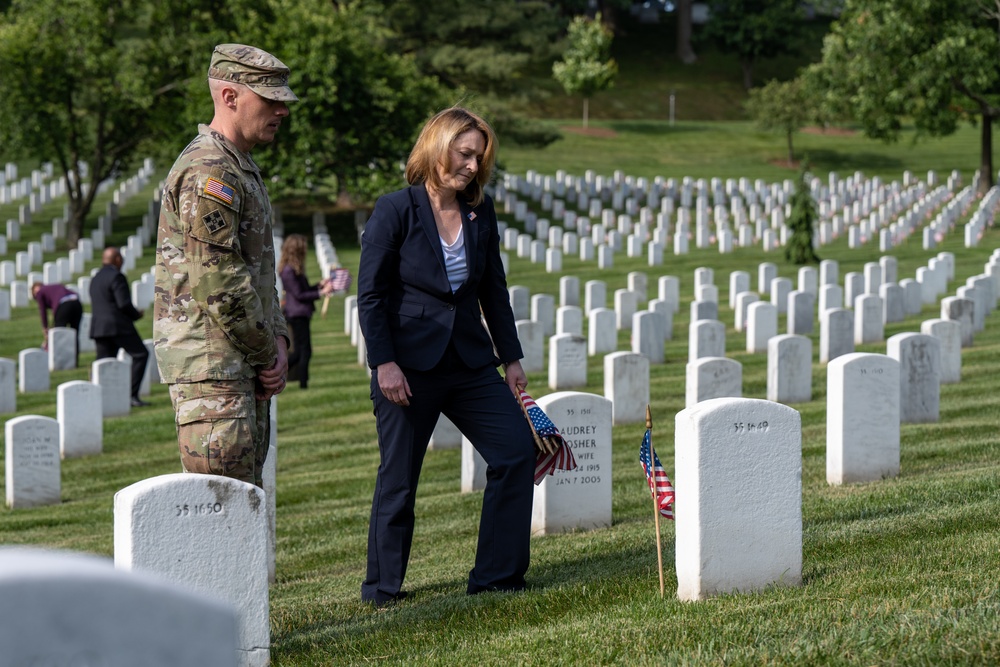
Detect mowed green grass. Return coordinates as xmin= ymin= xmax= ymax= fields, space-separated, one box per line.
xmin=2 ymin=126 xmax=1000 ymax=666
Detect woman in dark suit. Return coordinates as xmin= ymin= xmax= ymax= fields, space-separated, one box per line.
xmin=278 ymin=234 xmax=332 ymax=389
xmin=357 ymin=107 xmax=535 ymax=607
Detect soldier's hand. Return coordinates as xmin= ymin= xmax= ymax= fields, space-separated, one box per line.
xmin=258 ymin=336 xmax=289 ymax=397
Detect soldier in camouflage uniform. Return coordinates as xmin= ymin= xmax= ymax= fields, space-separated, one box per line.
xmin=154 ymin=44 xmax=298 ymax=488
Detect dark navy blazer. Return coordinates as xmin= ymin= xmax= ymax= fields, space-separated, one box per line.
xmin=357 ymin=184 xmax=523 ymax=372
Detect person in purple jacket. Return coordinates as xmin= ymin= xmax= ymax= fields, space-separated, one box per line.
xmin=31 ymin=281 xmax=83 ymax=366
xmin=278 ymin=234 xmax=333 ymax=389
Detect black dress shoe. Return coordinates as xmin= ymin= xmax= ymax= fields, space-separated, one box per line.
xmin=366 ymin=591 xmax=409 ymax=609
xmin=130 ymin=397 xmax=150 ymax=407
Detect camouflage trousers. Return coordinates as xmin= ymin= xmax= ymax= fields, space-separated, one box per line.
xmin=168 ymin=379 xmax=270 ymax=488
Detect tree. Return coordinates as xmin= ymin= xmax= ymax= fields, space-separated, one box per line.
xmin=232 ymin=0 xmax=447 ymax=205
xmin=379 ymin=0 xmax=565 ymax=97
xmin=744 ymin=78 xmax=813 ymax=165
xmin=552 ymin=14 xmax=618 ymax=127
xmin=676 ymin=0 xmax=698 ymax=64
xmin=785 ymin=162 xmax=820 ymax=265
xmin=807 ymin=1 xmax=1000 ymax=195
xmin=700 ymin=0 xmax=803 ymax=90
xmin=375 ymin=0 xmax=565 ymax=152
xmin=0 ymin=0 xmax=220 ymax=246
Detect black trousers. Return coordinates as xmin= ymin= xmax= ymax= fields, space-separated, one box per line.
xmin=94 ymin=330 xmax=148 ymax=399
xmin=286 ymin=316 xmax=312 ymax=388
xmin=53 ymin=299 xmax=83 ymax=367
xmin=361 ymin=346 xmax=535 ymax=604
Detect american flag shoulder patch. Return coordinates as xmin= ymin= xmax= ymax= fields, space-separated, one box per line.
xmin=204 ymin=177 xmax=235 ymax=205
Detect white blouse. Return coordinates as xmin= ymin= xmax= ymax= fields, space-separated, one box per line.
xmin=440 ymin=225 xmax=468 ymax=293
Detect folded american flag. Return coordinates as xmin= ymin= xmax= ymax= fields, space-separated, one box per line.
xmin=639 ymin=428 xmax=674 ymax=519
xmin=518 ymin=390 xmax=578 ymax=484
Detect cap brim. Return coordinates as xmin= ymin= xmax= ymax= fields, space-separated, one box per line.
xmin=249 ymin=84 xmax=299 ymax=102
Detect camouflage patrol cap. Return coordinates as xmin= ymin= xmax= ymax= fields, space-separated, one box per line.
xmin=208 ymin=44 xmax=298 ymax=102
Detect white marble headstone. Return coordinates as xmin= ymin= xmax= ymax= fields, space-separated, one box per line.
xmin=58 ymin=380 xmax=103 ymax=459
xmin=428 ymin=413 xmax=462 ymax=451
xmin=114 ymin=473 xmax=269 ymax=667
xmin=689 ymin=319 xmax=725 ymax=362
xmin=5 ymin=415 xmax=61 ymax=509
xmin=0 ymin=357 xmax=15 ymax=414
xmin=549 ymin=333 xmax=587 ymax=390
xmin=920 ymin=318 xmax=961 ymax=384
xmin=48 ymin=327 xmax=77 ymax=371
xmin=675 ymin=397 xmax=802 ymax=600
xmin=587 ymin=308 xmax=616 ymax=356
xmin=93 ymin=358 xmax=130 ymax=417
xmin=0 ymin=548 xmax=238 ymax=667
xmin=603 ymin=351 xmax=649 ymax=425
xmin=826 ymin=353 xmax=900 ymax=484
xmin=531 ymin=392 xmax=613 ymax=535
xmin=685 ymin=357 xmax=742 ymax=408
xmin=888 ymin=333 xmax=940 ymax=423
xmin=767 ymin=334 xmax=812 ymax=404
xmin=18 ymin=347 xmax=49 ymax=393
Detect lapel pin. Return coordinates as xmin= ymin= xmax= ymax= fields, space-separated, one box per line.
xmin=467 ymin=211 xmax=477 ymax=221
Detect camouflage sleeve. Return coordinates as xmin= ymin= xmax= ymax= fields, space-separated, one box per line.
xmin=183 ymin=167 xmax=277 ymax=368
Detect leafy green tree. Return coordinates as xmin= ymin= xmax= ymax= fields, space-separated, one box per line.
xmin=374 ymin=0 xmax=565 ymax=152
xmin=379 ymin=0 xmax=564 ymax=96
xmin=807 ymin=1 xmax=1000 ymax=195
xmin=676 ymin=0 xmax=698 ymax=64
xmin=701 ymin=0 xmax=803 ymax=90
xmin=552 ymin=14 xmax=618 ymax=127
xmin=0 ymin=0 xmax=220 ymax=246
xmin=785 ymin=162 xmax=820 ymax=265
xmin=744 ymin=78 xmax=813 ymax=164
xmin=233 ymin=0 xmax=447 ymax=205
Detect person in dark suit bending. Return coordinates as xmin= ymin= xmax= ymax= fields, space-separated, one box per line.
xmin=357 ymin=107 xmax=535 ymax=607
xmin=90 ymin=246 xmax=150 ymax=407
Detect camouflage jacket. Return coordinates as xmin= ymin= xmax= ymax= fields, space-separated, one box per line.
xmin=153 ymin=124 xmax=288 ymax=383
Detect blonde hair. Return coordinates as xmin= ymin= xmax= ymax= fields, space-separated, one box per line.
xmin=278 ymin=234 xmax=308 ymax=276
xmin=404 ymin=107 xmax=497 ymax=207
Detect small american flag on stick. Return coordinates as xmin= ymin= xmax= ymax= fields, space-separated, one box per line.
xmin=329 ymin=267 xmax=352 ymax=293
xmin=640 ymin=427 xmax=674 ymax=520
xmin=517 ymin=390 xmax=577 ymax=484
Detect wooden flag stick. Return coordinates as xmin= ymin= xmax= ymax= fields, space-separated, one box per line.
xmin=647 ymin=404 xmax=665 ymax=598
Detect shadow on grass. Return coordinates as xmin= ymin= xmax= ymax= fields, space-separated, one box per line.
xmin=803 ymin=149 xmax=905 ymax=174
xmin=607 ymin=120 xmax=707 ymax=135
xmin=272 ymin=541 xmax=675 ymax=655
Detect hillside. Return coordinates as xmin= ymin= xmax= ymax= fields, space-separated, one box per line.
xmin=515 ymin=12 xmax=833 ymax=122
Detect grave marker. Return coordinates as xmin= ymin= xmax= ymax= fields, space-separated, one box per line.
xmin=531 ymin=392 xmax=613 ymax=535
xmin=685 ymin=357 xmax=742 ymax=408
xmin=675 ymin=397 xmax=802 ymax=600
xmin=826 ymin=353 xmax=900 ymax=484
xmin=0 ymin=548 xmax=239 ymax=667
xmin=18 ymin=348 xmax=49 ymax=393
xmin=888 ymin=333 xmax=940 ymax=423
xmin=93 ymin=358 xmax=131 ymax=417
xmin=114 ymin=474 xmax=269 ymax=667
xmin=5 ymin=415 xmax=60 ymax=509
xmin=604 ymin=351 xmax=650 ymax=425
xmin=549 ymin=334 xmax=587 ymax=390
xmin=58 ymin=380 xmax=103 ymax=458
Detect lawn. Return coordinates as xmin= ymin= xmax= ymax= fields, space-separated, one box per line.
xmin=1 ymin=124 xmax=999 ymax=665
